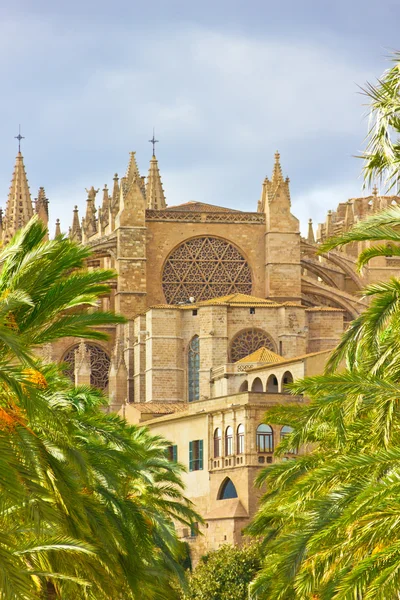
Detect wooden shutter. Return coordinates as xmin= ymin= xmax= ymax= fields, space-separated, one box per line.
xmin=199 ymin=440 xmax=203 ymax=470
xmin=189 ymin=441 xmax=193 ymax=471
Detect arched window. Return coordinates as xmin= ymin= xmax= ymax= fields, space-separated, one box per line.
xmin=218 ymin=478 xmax=238 ymax=500
xmin=237 ymin=424 xmax=245 ymax=454
xmin=63 ymin=343 xmax=111 ymax=390
xmin=280 ymin=425 xmax=293 ymax=440
xmin=281 ymin=425 xmax=296 ymax=454
xmin=225 ymin=426 xmax=233 ymax=456
xmin=230 ymin=328 xmax=276 ymax=362
xmin=281 ymin=371 xmax=294 ymax=390
xmin=267 ymin=374 xmax=279 ymax=392
xmin=257 ymin=424 xmax=273 ymax=452
xmin=239 ymin=380 xmax=248 ymax=393
xmin=214 ymin=428 xmax=222 ymax=458
xmin=251 ymin=377 xmax=263 ymax=392
xmin=188 ymin=336 xmax=200 ymax=402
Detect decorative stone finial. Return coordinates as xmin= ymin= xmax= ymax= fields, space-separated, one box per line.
xmin=307 ymin=218 xmax=315 ymax=244
xmin=55 ymin=219 xmax=61 ymax=237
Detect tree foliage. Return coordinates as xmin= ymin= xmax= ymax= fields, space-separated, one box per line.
xmin=247 ymin=54 xmax=400 ymax=599
xmin=183 ymin=543 xmax=262 ymax=600
xmin=0 ymin=217 xmax=199 ymax=599
xmin=360 ymin=51 xmax=400 ymax=193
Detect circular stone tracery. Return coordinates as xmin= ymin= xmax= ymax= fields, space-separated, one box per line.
xmin=230 ymin=329 xmax=276 ymax=363
xmin=63 ymin=344 xmax=111 ymax=390
xmin=162 ymin=237 xmax=252 ymax=304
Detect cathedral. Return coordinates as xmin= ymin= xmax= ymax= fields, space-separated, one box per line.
xmin=3 ymin=145 xmax=400 ymax=559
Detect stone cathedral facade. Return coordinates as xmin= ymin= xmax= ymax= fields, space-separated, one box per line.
xmin=2 ymin=147 xmax=400 ymax=559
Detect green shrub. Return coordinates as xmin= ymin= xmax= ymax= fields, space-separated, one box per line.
xmin=183 ymin=543 xmax=262 ymax=600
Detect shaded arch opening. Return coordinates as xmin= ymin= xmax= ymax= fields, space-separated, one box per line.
xmin=218 ymin=478 xmax=238 ymax=500
xmin=267 ymin=374 xmax=279 ymax=393
xmin=239 ymin=380 xmax=248 ymax=393
xmin=281 ymin=371 xmax=294 ymax=391
xmin=251 ymin=377 xmax=263 ymax=392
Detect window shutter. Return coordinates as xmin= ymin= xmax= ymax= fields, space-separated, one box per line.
xmin=173 ymin=445 xmax=178 ymax=462
xmin=189 ymin=441 xmax=193 ymax=472
xmin=199 ymin=440 xmax=203 ymax=470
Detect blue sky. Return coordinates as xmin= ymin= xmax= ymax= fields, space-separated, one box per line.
xmin=0 ymin=0 xmax=399 ymax=235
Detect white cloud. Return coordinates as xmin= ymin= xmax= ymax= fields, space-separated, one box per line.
xmin=0 ymin=16 xmax=379 ymax=234
xmin=293 ymin=180 xmax=365 ymax=236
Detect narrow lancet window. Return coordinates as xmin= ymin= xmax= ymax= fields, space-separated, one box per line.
xmin=188 ymin=335 xmax=200 ymax=402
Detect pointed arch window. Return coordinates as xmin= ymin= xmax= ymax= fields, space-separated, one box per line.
xmin=188 ymin=335 xmax=200 ymax=402
xmin=218 ymin=478 xmax=238 ymax=500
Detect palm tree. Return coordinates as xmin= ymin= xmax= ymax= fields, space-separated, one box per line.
xmin=248 ymin=53 xmax=400 ymax=599
xmin=359 ymin=51 xmax=400 ymax=194
xmin=0 ymin=218 xmax=198 ymax=599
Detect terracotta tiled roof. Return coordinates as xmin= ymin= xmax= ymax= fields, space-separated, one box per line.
xmin=305 ymin=307 xmax=344 ymax=312
xmin=197 ymin=293 xmax=274 ymax=306
xmin=129 ymin=402 xmax=188 ymax=414
xmin=236 ymin=347 xmax=284 ymax=364
xmin=248 ymin=349 xmax=332 ymax=372
xmin=165 ymin=201 xmax=240 ymax=213
xmin=150 ymin=293 xmax=303 ymax=310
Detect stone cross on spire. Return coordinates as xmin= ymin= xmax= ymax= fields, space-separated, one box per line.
xmin=14 ymin=125 xmax=24 ymax=153
xmin=148 ymin=128 xmax=159 ymax=157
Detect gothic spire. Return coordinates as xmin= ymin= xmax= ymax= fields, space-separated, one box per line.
xmin=307 ymin=218 xmax=315 ymax=243
xmin=125 ymin=152 xmax=141 ymax=186
xmin=3 ymin=151 xmax=34 ymax=243
xmin=35 ymin=187 xmax=48 ymax=217
xmin=146 ymin=154 xmax=166 ymax=210
xmin=99 ymin=184 xmax=110 ymax=232
xmin=110 ymin=173 xmax=120 ymax=227
xmin=124 ymin=152 xmax=146 ymax=198
xmin=70 ymin=205 xmax=82 ymax=242
xmin=262 ymin=151 xmax=291 ymax=208
xmin=271 ymin=150 xmax=284 ymax=185
xmin=82 ymin=186 xmax=98 ymax=239
xmin=54 ymin=219 xmax=61 ymax=237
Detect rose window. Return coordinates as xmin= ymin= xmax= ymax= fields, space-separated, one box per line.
xmin=230 ymin=329 xmax=275 ymax=362
xmin=63 ymin=343 xmax=111 ymax=390
xmin=162 ymin=237 xmax=252 ymax=304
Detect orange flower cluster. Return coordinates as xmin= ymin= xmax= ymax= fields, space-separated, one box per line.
xmin=23 ymin=369 xmax=48 ymax=389
xmin=0 ymin=403 xmax=26 ymax=431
